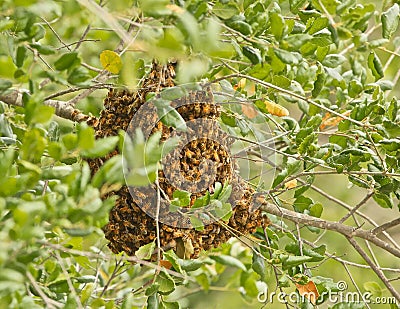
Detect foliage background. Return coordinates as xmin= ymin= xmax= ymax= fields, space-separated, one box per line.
xmin=0 ymin=0 xmax=400 ymax=308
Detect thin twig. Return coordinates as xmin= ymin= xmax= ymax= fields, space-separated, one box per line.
xmin=26 ymin=271 xmax=63 ymax=309
xmin=54 ymin=251 xmax=84 ymax=309
xmin=339 ymin=191 xmax=374 ymax=224
xmin=38 ymin=240 xmax=192 ymax=281
xmin=342 ymin=263 xmax=372 ymax=309
xmin=373 ymin=218 xmax=400 ymax=235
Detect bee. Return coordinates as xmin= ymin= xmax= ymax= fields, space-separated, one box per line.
xmin=183 ymin=148 xmax=195 ymax=159
xmin=199 ymin=140 xmax=207 ymax=152
xmin=202 ymin=103 xmax=212 ymax=115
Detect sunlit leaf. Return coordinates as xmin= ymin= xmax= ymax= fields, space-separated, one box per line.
xmin=382 ymin=3 xmax=399 ymax=39
xmin=295 ymin=280 xmax=319 ymax=305
xmin=264 ymin=100 xmax=289 ymax=117
xmin=100 ymin=50 xmax=122 ymax=74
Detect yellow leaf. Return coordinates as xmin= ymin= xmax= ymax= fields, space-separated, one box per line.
xmin=320 ymin=110 xmax=351 ymax=130
xmin=264 ymin=100 xmax=289 ymax=117
xmin=166 ymin=4 xmax=185 ymax=14
xmin=242 ymin=104 xmax=258 ymax=119
xmin=100 ymin=50 xmax=122 ymax=74
xmin=285 ymin=179 xmax=297 ymax=189
xmin=233 ymin=78 xmax=246 ymax=90
xmin=234 ymin=78 xmax=256 ymax=96
xmin=159 ymin=260 xmax=173 ymax=269
xmin=295 ymin=281 xmax=319 ymax=305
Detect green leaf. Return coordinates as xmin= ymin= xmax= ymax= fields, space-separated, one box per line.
xmin=81 ymin=136 xmax=119 ymax=158
xmin=322 ymin=54 xmax=347 ymax=68
xmin=294 ymin=196 xmax=313 ymax=212
xmin=229 ymin=20 xmax=252 ymax=35
xmin=213 ymin=3 xmax=239 ymax=19
xmin=160 ymin=87 xmax=185 ymax=101
xmin=274 ymin=48 xmax=300 ymax=64
xmin=145 ymin=284 xmax=160 ymax=297
xmin=382 ymin=3 xmax=399 ymax=39
xmin=154 ymin=99 xmax=187 ymax=131
xmin=48 ymin=280 xmax=70 ymax=293
xmin=213 ymin=202 xmax=232 ymax=221
xmin=221 ymin=112 xmax=237 ymax=127
xmin=92 ymin=155 xmax=124 ymax=187
xmin=100 ymin=50 xmax=122 ymax=74
xmin=147 ymin=293 xmax=159 ymax=309
xmin=252 ymin=252 xmax=266 ymax=281
xmin=363 ymin=281 xmax=383 ymax=297
xmin=282 ymin=255 xmax=313 ymax=269
xmin=54 ymin=52 xmax=79 ymax=71
xmin=309 ymin=203 xmax=323 ymax=218
xmin=290 ymin=0 xmax=307 ymax=14
xmin=29 ymin=43 xmax=55 ymax=55
xmin=162 ymin=301 xmax=180 ymax=309
xmin=192 ymin=191 xmax=210 ymax=208
xmin=139 ymin=0 xmax=170 ymax=16
xmin=307 ymin=17 xmax=329 ymax=35
xmin=135 ymin=240 xmax=156 ymax=260
xmin=218 ymin=183 xmax=232 ymax=203
xmin=15 ymin=45 xmax=27 ymax=68
xmin=156 ymin=271 xmax=175 ymax=295
xmin=68 ymin=67 xmax=91 ymax=85
xmin=62 ymin=133 xmax=78 ymax=150
xmin=373 ymin=192 xmax=393 ymax=208
xmin=270 ymin=12 xmax=284 ymax=41
xmin=368 ymin=52 xmax=384 ymax=81
xmin=243 ymin=46 xmax=262 ymax=64
xmin=178 ymin=259 xmax=204 ymax=272
xmin=77 ymin=123 xmax=95 ymax=150
xmin=195 ymin=273 xmax=209 ymax=291
xmin=210 ymin=255 xmax=247 ymax=271
xmin=171 ymin=189 xmax=191 ymax=207
xmin=272 ymin=169 xmax=288 ymax=188
xmin=190 ymin=215 xmax=204 ymax=231
xmin=0 ymin=114 xmax=13 ymax=138
xmin=0 ymin=79 xmax=12 ymax=92
xmin=311 ymin=72 xmax=326 ymax=98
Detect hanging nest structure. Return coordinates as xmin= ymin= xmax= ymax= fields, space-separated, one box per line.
xmin=88 ymin=61 xmax=263 ymax=259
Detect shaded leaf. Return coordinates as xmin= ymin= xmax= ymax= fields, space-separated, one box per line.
xmin=54 ymin=52 xmax=79 ymax=71
xmin=368 ymin=52 xmax=384 ymax=81
xmin=243 ymin=46 xmax=262 ymax=64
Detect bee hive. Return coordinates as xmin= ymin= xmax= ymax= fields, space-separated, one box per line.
xmin=88 ymin=61 xmax=262 ymax=259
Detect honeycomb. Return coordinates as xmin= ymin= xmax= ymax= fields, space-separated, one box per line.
xmin=88 ymin=61 xmax=262 ymax=259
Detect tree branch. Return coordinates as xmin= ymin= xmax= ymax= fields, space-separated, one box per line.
xmin=0 ymin=89 xmax=89 ymax=122
xmin=261 ymin=203 xmax=400 ymax=259
xmin=347 ymin=236 xmax=400 ymax=302
xmin=372 ymin=218 xmax=400 ymax=235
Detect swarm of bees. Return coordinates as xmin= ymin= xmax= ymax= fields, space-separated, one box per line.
xmin=88 ymin=61 xmax=263 ymax=259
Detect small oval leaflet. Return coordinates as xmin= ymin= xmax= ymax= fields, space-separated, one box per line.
xmin=100 ymin=50 xmax=122 ymax=74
